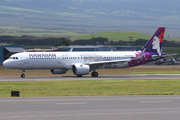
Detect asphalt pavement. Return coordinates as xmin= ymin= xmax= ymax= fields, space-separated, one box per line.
xmin=0 ymin=96 xmax=180 ymax=120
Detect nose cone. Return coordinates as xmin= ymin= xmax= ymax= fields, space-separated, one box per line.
xmin=2 ymin=60 xmax=9 ymax=68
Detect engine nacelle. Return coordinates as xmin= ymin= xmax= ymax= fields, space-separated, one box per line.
xmin=50 ymin=69 xmax=67 ymax=74
xmin=72 ymin=64 xmax=90 ymax=75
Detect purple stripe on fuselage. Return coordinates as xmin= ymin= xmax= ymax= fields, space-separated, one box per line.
xmin=128 ymin=51 xmax=167 ymax=67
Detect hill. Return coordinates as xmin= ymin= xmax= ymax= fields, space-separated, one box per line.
xmin=0 ymin=26 xmax=84 ymax=37
xmin=72 ymin=31 xmax=151 ymax=41
xmin=0 ymin=0 xmax=180 ymax=36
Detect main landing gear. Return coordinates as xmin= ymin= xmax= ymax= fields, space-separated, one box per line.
xmin=21 ymin=70 xmax=25 ymax=78
xmin=76 ymin=72 xmax=99 ymax=77
xmin=91 ymin=71 xmax=98 ymax=77
xmin=77 ymin=75 xmax=83 ymax=77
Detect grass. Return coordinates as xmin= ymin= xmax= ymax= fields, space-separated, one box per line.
xmin=132 ymin=71 xmax=180 ymax=74
xmin=0 ymin=80 xmax=179 ymax=97
xmin=162 ymin=47 xmax=180 ymax=56
xmin=0 ymin=26 xmax=84 ymax=37
xmin=71 ymin=31 xmax=152 ymax=41
xmin=71 ymin=31 xmax=180 ymax=41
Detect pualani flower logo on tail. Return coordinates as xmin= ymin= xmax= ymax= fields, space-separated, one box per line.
xmin=152 ymin=32 xmax=164 ymax=56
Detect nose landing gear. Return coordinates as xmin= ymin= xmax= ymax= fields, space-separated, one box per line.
xmin=21 ymin=70 xmax=25 ymax=78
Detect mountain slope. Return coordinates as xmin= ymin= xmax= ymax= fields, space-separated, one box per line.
xmin=0 ymin=0 xmax=180 ymax=36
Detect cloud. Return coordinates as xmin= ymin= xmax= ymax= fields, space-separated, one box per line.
xmin=0 ymin=6 xmax=44 ymax=13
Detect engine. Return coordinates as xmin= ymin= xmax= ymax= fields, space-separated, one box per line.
xmin=72 ymin=64 xmax=90 ymax=76
xmin=50 ymin=69 xmax=67 ymax=74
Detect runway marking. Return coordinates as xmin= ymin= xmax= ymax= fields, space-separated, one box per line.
xmin=93 ymin=113 xmax=102 ymax=115
xmin=123 ymin=112 xmax=133 ymax=114
xmin=10 ymin=116 xmax=19 ymax=117
xmin=139 ymin=101 xmax=171 ymax=103
xmin=109 ymin=113 xmax=118 ymax=115
xmin=2 ymin=111 xmax=180 ymax=118
xmin=77 ymin=114 xmax=85 ymax=116
xmin=171 ymin=111 xmax=179 ymax=113
xmin=155 ymin=111 xmax=163 ymax=113
xmin=45 ymin=115 xmax=54 ymax=116
xmin=27 ymin=115 xmax=37 ymax=117
xmin=55 ymin=102 xmax=87 ymax=105
xmin=60 ymin=114 xmax=68 ymax=116
xmin=140 ymin=112 xmax=150 ymax=114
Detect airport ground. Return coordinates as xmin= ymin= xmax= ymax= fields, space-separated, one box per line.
xmin=0 ymin=96 xmax=180 ymax=120
xmin=1 ymin=64 xmax=180 ymax=77
xmin=1 ymin=65 xmax=180 ymax=120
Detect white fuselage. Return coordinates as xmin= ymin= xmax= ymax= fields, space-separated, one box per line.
xmin=3 ymin=51 xmax=137 ymax=70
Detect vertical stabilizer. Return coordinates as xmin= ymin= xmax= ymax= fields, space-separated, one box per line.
xmin=142 ymin=27 xmax=165 ymax=56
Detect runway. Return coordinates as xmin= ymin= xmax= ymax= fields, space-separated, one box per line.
xmin=0 ymin=96 xmax=180 ymax=120
xmin=0 ymin=74 xmax=180 ymax=82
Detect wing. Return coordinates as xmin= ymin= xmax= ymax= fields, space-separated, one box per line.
xmin=88 ymin=59 xmax=131 ymax=65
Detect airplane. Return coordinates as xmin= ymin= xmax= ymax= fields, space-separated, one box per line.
xmin=2 ymin=27 xmax=173 ymax=78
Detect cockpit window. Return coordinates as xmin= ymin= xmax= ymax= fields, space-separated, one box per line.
xmin=9 ymin=57 xmax=18 ymax=60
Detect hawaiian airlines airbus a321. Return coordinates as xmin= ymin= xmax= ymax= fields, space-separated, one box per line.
xmin=2 ymin=27 xmax=175 ymax=78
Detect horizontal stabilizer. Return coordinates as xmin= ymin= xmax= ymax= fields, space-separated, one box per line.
xmin=152 ymin=53 xmax=178 ymax=59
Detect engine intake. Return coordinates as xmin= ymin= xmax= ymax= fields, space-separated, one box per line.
xmin=72 ymin=64 xmax=90 ymax=75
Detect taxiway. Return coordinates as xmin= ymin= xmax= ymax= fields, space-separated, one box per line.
xmin=0 ymin=74 xmax=180 ymax=82
xmin=0 ymin=96 xmax=180 ymax=120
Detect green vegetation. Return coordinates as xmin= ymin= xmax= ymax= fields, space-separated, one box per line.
xmin=0 ymin=80 xmax=179 ymax=97
xmin=71 ymin=31 xmax=180 ymax=41
xmin=162 ymin=47 xmax=180 ymax=56
xmin=71 ymin=31 xmax=152 ymax=41
xmin=132 ymin=71 xmax=180 ymax=74
xmin=0 ymin=26 xmax=84 ymax=37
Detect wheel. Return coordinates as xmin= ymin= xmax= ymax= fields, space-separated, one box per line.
xmin=91 ymin=72 xmax=98 ymax=77
xmin=77 ymin=75 xmax=83 ymax=77
xmin=21 ymin=74 xmax=25 ymax=78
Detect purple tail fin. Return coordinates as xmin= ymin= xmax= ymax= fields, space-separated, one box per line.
xmin=142 ymin=27 xmax=165 ymax=56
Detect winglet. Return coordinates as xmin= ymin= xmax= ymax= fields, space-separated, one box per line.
xmin=131 ymin=48 xmax=146 ymax=60
xmin=69 ymin=48 xmax=73 ymax=52
xmin=138 ymin=48 xmax=146 ymax=59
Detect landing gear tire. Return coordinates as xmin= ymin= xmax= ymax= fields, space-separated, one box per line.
xmin=21 ymin=74 xmax=25 ymax=78
xmin=91 ymin=72 xmax=98 ymax=77
xmin=77 ymin=75 xmax=83 ymax=77
xmin=21 ymin=70 xmax=25 ymax=78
